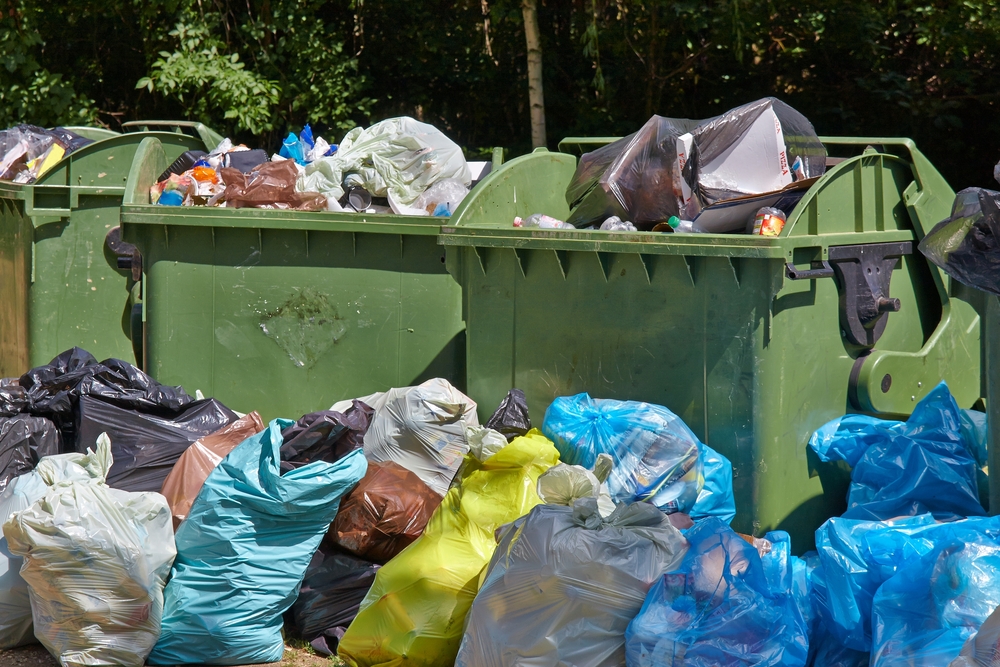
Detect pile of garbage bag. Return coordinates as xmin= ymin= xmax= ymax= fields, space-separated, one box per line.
xmin=0 ymin=124 xmax=92 ymax=183
xmin=563 ymin=97 xmax=827 ymax=234
xmin=149 ymin=117 xmax=477 ymax=216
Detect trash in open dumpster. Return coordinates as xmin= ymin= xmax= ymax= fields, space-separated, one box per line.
xmin=455 ymin=492 xmax=687 ymax=667
xmin=0 ymin=415 xmax=59 ymax=494
xmin=919 ymin=187 xmax=1000 ymax=295
xmin=3 ymin=434 xmax=176 ymax=667
xmin=542 ymin=394 xmax=735 ymax=522
xmin=329 ymin=459 xmax=442 ymax=563
xmin=337 ymin=429 xmax=559 ymax=667
xmin=809 ymin=382 xmax=984 ymax=521
xmin=333 ymin=378 xmax=480 ymax=497
xmin=289 ymin=545 xmax=380 ymax=657
xmin=624 ymin=518 xmax=809 ymax=667
xmin=0 ymin=471 xmax=46 ymax=649
xmin=76 ymin=395 xmax=238 ymax=493
xmin=0 ymin=125 xmax=92 ymax=183
xmin=160 ymin=411 xmax=266 ymax=529
xmin=280 ymin=401 xmax=373 ymax=472
xmin=149 ymin=420 xmax=366 ymax=666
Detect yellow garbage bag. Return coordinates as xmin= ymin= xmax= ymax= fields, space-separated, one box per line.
xmin=338 ymin=429 xmax=560 ymax=667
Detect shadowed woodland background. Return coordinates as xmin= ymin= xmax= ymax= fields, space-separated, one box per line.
xmin=6 ymin=0 xmax=999 ymax=188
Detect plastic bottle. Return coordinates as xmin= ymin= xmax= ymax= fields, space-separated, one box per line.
xmin=513 ymin=213 xmax=575 ymax=229
xmin=750 ymin=207 xmax=786 ymax=237
xmin=667 ymin=216 xmax=707 ymax=233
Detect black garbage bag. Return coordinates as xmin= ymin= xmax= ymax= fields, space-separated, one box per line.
xmin=0 ymin=380 xmax=30 ymax=418
xmin=289 ymin=545 xmax=380 ymax=656
xmin=279 ymin=401 xmax=373 ymax=472
xmin=76 ymin=395 xmax=238 ymax=492
xmin=485 ymin=389 xmax=532 ymax=442
xmin=919 ymin=188 xmax=1000 ymax=295
xmin=0 ymin=415 xmax=59 ymax=493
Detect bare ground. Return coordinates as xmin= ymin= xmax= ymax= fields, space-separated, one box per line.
xmin=0 ymin=640 xmax=343 ymax=667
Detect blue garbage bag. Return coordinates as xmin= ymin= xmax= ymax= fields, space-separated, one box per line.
xmin=625 ymin=518 xmax=809 ymax=667
xmin=280 ymin=132 xmax=307 ymax=165
xmin=871 ymin=520 xmax=1000 ymax=666
xmin=959 ymin=409 xmax=988 ymax=469
xmin=808 ymin=382 xmax=984 ymax=521
xmin=148 ymin=419 xmax=367 ymax=666
xmin=542 ymin=394 xmax=735 ymax=521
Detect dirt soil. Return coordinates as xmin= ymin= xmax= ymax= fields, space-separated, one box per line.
xmin=0 ymin=641 xmax=343 ymax=666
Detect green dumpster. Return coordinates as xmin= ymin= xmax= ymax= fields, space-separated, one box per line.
xmin=440 ymin=138 xmax=981 ymax=550
xmin=120 ymin=138 xmax=501 ymax=422
xmin=0 ymin=122 xmax=221 ymax=376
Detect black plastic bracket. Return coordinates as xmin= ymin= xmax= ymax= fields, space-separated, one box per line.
xmin=828 ymin=241 xmax=912 ymax=347
xmin=105 ymin=227 xmax=143 ymax=282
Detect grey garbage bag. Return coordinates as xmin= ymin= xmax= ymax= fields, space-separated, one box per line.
xmin=455 ymin=498 xmax=687 ymax=667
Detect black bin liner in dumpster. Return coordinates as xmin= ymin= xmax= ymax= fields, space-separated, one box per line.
xmin=76 ymin=395 xmax=238 ymax=492
xmin=0 ymin=415 xmax=59 ymax=493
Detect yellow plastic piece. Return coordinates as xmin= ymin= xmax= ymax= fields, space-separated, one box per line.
xmin=28 ymin=144 xmax=65 ymax=179
xmin=338 ymin=429 xmax=560 ymax=667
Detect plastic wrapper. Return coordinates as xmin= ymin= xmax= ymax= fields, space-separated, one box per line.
xmin=220 ymin=160 xmax=327 ymax=210
xmin=76 ymin=395 xmax=238 ymax=493
xmin=871 ymin=519 xmax=1000 ymax=666
xmin=149 ymin=420 xmax=367 ymax=666
xmin=601 ymin=216 xmax=638 ymax=231
xmin=332 ymin=378 xmax=480 ymax=496
xmin=809 ymin=381 xmax=984 ymax=521
xmin=3 ymin=435 xmax=176 ymax=667
xmin=0 ymin=471 xmax=46 ymax=648
xmin=0 ymin=415 xmax=59 ymax=494
xmin=542 ymin=394 xmax=734 ymax=520
xmin=951 ymin=604 xmax=1000 ymax=666
xmin=338 ymin=430 xmax=560 ymax=667
xmin=160 ymin=411 xmax=265 ymax=530
xmin=299 ymin=117 xmax=471 ymax=206
xmin=456 ymin=498 xmax=686 ymax=667
xmin=918 ymin=188 xmax=1000 ymax=295
xmin=409 ymin=177 xmax=470 ymax=216
xmin=289 ymin=545 xmax=380 ymax=656
xmin=280 ymin=401 xmax=373 ymax=472
xmin=329 ymin=460 xmax=442 ymax=563
xmin=485 ymin=388 xmax=531 ymax=441
xmin=625 ymin=518 xmax=809 ymax=667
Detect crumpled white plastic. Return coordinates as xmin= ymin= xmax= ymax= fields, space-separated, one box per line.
xmin=298 ymin=117 xmax=471 ymax=206
xmin=537 ymin=455 xmax=616 ymax=517
xmin=3 ymin=434 xmax=176 ymax=667
xmin=332 ymin=378 xmax=479 ymax=496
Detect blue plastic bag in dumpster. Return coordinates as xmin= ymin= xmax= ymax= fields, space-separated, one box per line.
xmin=624 ymin=518 xmax=808 ymax=667
xmin=808 ymin=382 xmax=984 ymax=521
xmin=542 ymin=394 xmax=735 ymax=521
xmin=148 ymin=419 xmax=368 ymax=666
xmin=793 ymin=550 xmax=871 ymax=667
xmin=871 ymin=520 xmax=1000 ymax=666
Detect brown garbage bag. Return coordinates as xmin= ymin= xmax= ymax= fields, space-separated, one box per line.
xmin=328 ymin=460 xmax=442 ymax=563
xmin=220 ymin=160 xmax=327 ymax=211
xmin=160 ymin=411 xmax=266 ymax=529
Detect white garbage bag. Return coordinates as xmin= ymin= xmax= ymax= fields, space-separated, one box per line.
xmin=298 ymin=117 xmax=471 ymax=206
xmin=3 ymin=434 xmax=176 ymax=667
xmin=0 ymin=471 xmax=47 ymax=648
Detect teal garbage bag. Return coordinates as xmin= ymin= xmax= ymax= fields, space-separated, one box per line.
xmin=871 ymin=520 xmax=1000 ymax=666
xmin=624 ymin=518 xmax=808 ymax=667
xmin=808 ymin=382 xmax=984 ymax=521
xmin=148 ymin=419 xmax=367 ymax=666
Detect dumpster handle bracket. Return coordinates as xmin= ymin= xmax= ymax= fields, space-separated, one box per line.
xmin=784 ymin=261 xmax=834 ymax=280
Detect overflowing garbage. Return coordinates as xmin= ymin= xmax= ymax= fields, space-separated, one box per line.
xmin=148 ymin=117 xmax=484 ymax=216
xmin=0 ymin=125 xmax=92 ymax=183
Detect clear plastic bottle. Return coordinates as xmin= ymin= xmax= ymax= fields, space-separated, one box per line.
xmin=513 ymin=213 xmax=575 ymax=229
xmin=667 ymin=215 xmax=707 ymax=233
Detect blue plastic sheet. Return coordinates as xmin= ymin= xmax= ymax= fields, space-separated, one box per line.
xmin=871 ymin=520 xmax=1000 ymax=666
xmin=808 ymin=382 xmax=984 ymax=521
xmin=625 ymin=518 xmax=809 ymax=667
xmin=542 ymin=394 xmax=735 ymax=521
xmin=148 ymin=419 xmax=367 ymax=666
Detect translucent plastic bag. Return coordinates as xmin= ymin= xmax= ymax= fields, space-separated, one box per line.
xmin=456 ymin=498 xmax=687 ymax=667
xmin=0 ymin=471 xmax=46 ymax=649
xmin=809 ymin=382 xmax=984 ymax=521
xmin=542 ymin=394 xmax=734 ymax=520
xmin=919 ymin=188 xmax=1000 ymax=295
xmin=3 ymin=435 xmax=176 ymax=667
xmin=221 ymin=160 xmax=327 ymax=210
xmin=332 ymin=378 xmax=480 ymax=496
xmin=299 ymin=117 xmax=471 ymax=206
xmin=871 ymin=520 xmax=1000 ymax=666
xmin=337 ymin=430 xmax=560 ymax=667
xmin=625 ymin=518 xmax=809 ymax=667
xmin=951 ymin=604 xmax=1000 ymax=666
xmin=149 ymin=420 xmax=367 ymax=666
